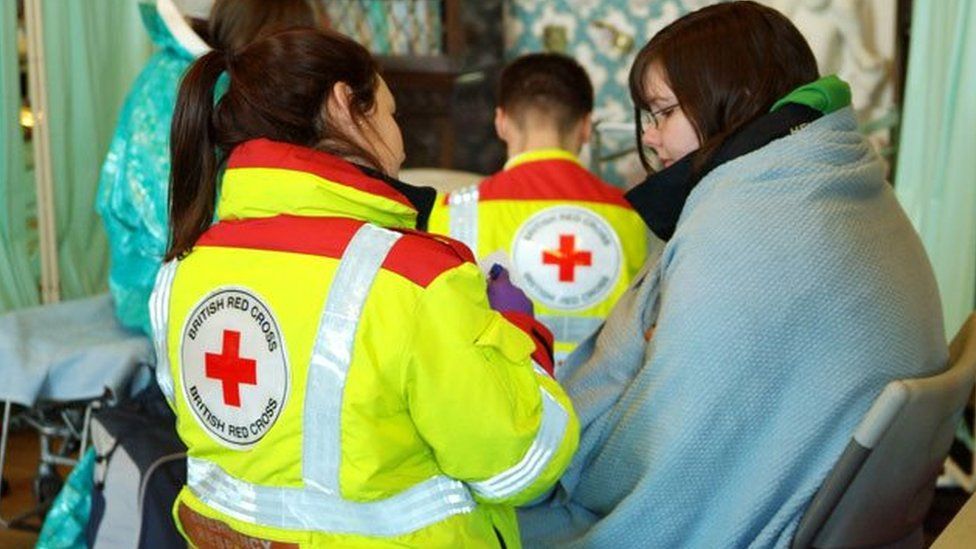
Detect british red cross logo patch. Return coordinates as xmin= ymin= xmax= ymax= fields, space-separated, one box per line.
xmin=181 ymin=287 xmax=289 ymax=450
xmin=511 ymin=206 xmax=622 ymax=311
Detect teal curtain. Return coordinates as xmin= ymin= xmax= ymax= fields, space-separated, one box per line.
xmin=0 ymin=0 xmax=40 ymax=312
xmin=894 ymin=0 xmax=976 ymax=337
xmin=40 ymin=0 xmax=152 ymax=300
xmin=368 ymin=1 xmax=390 ymax=53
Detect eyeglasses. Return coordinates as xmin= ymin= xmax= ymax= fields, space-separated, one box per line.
xmin=639 ymin=103 xmax=681 ymax=131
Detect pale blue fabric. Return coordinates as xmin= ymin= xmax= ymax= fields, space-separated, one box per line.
xmin=95 ymin=3 xmax=198 ymax=335
xmin=0 ymin=293 xmax=153 ymax=407
xmin=518 ymin=108 xmax=948 ymax=548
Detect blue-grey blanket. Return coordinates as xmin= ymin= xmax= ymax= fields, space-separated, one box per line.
xmin=518 ymin=108 xmax=947 ymax=548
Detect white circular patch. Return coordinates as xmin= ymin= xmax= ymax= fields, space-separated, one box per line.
xmin=511 ymin=205 xmax=622 ymax=311
xmin=180 ymin=287 xmax=288 ymax=451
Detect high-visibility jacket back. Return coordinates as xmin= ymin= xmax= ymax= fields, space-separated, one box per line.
xmin=429 ymin=149 xmax=648 ymax=362
xmin=150 ymin=139 xmax=579 ymax=548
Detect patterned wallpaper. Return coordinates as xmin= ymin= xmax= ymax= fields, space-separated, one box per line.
xmin=504 ymin=0 xmax=896 ymax=187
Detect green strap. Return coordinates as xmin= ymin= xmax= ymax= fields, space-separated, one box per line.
xmin=771 ymin=74 xmax=852 ymax=114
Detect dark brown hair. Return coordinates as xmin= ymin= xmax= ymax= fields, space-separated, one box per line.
xmin=208 ymin=0 xmax=325 ymax=52
xmin=166 ymin=28 xmax=381 ymax=261
xmin=629 ymin=1 xmax=819 ymax=171
xmin=499 ymin=52 xmax=594 ymax=135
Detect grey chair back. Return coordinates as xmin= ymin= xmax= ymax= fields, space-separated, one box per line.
xmin=792 ymin=313 xmax=976 ymax=549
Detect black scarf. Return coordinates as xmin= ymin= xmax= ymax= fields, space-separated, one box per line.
xmin=625 ymin=103 xmax=823 ymax=241
xmin=355 ymin=165 xmax=437 ymax=231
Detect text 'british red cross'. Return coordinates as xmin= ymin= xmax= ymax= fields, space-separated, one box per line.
xmin=205 ymin=330 xmax=257 ymax=407
xmin=542 ymin=234 xmax=592 ymax=283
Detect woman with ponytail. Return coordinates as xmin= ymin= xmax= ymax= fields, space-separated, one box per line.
xmin=151 ymin=28 xmax=577 ymax=548
xmin=97 ymin=0 xmax=325 ymax=335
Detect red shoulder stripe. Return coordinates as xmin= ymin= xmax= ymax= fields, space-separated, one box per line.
xmin=476 ymin=159 xmax=632 ymax=208
xmin=393 ymin=228 xmax=476 ymax=263
xmin=195 ymin=216 xmax=468 ymax=287
xmin=385 ymin=229 xmax=474 ymax=286
xmin=196 ymin=216 xmax=361 ymax=259
xmin=226 ymin=139 xmax=414 ymax=209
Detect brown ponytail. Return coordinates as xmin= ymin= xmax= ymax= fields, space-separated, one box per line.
xmin=167 ymin=51 xmax=228 ymax=261
xmin=166 ymin=29 xmax=382 ymax=261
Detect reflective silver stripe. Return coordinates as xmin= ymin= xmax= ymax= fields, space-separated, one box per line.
xmin=149 ymin=261 xmax=178 ymax=404
xmin=537 ymin=314 xmax=603 ymax=346
xmin=468 ymin=388 xmax=569 ymax=500
xmin=187 ymin=457 xmax=475 ymax=536
xmin=304 ymin=224 xmax=401 ymax=493
xmin=448 ymin=185 xmax=479 ymax=253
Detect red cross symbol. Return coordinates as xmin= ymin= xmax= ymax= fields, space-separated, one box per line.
xmin=542 ymin=234 xmax=592 ymax=283
xmin=205 ymin=330 xmax=257 ymax=407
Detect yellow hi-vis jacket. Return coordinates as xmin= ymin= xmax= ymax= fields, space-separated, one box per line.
xmin=429 ymin=149 xmax=647 ymax=362
xmin=149 ymin=139 xmax=579 ymax=548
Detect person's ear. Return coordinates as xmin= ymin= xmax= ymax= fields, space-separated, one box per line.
xmin=494 ymin=107 xmax=508 ymax=141
xmin=326 ymin=82 xmax=357 ymax=132
xmin=578 ymin=112 xmax=593 ymax=144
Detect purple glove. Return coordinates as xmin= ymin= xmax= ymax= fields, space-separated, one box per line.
xmin=486 ymin=264 xmax=534 ymax=316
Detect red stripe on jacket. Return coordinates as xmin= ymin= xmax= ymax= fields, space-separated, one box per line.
xmin=195 ymin=216 xmax=469 ymax=288
xmin=226 ymin=139 xmax=415 ymax=210
xmin=446 ymin=159 xmax=631 ymax=208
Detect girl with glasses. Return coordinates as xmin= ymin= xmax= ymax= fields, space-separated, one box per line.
xmin=518 ymin=2 xmax=946 ymax=547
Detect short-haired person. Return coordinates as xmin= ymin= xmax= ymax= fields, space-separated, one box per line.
xmin=97 ymin=0 xmax=326 ymax=335
xmin=154 ymin=28 xmax=578 ymax=547
xmin=429 ymin=53 xmax=647 ymax=366
xmin=518 ymin=2 xmax=946 ymax=547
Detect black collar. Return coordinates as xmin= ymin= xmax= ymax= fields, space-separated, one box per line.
xmin=355 ymin=164 xmax=437 ymax=231
xmin=625 ymin=103 xmax=823 ymax=241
